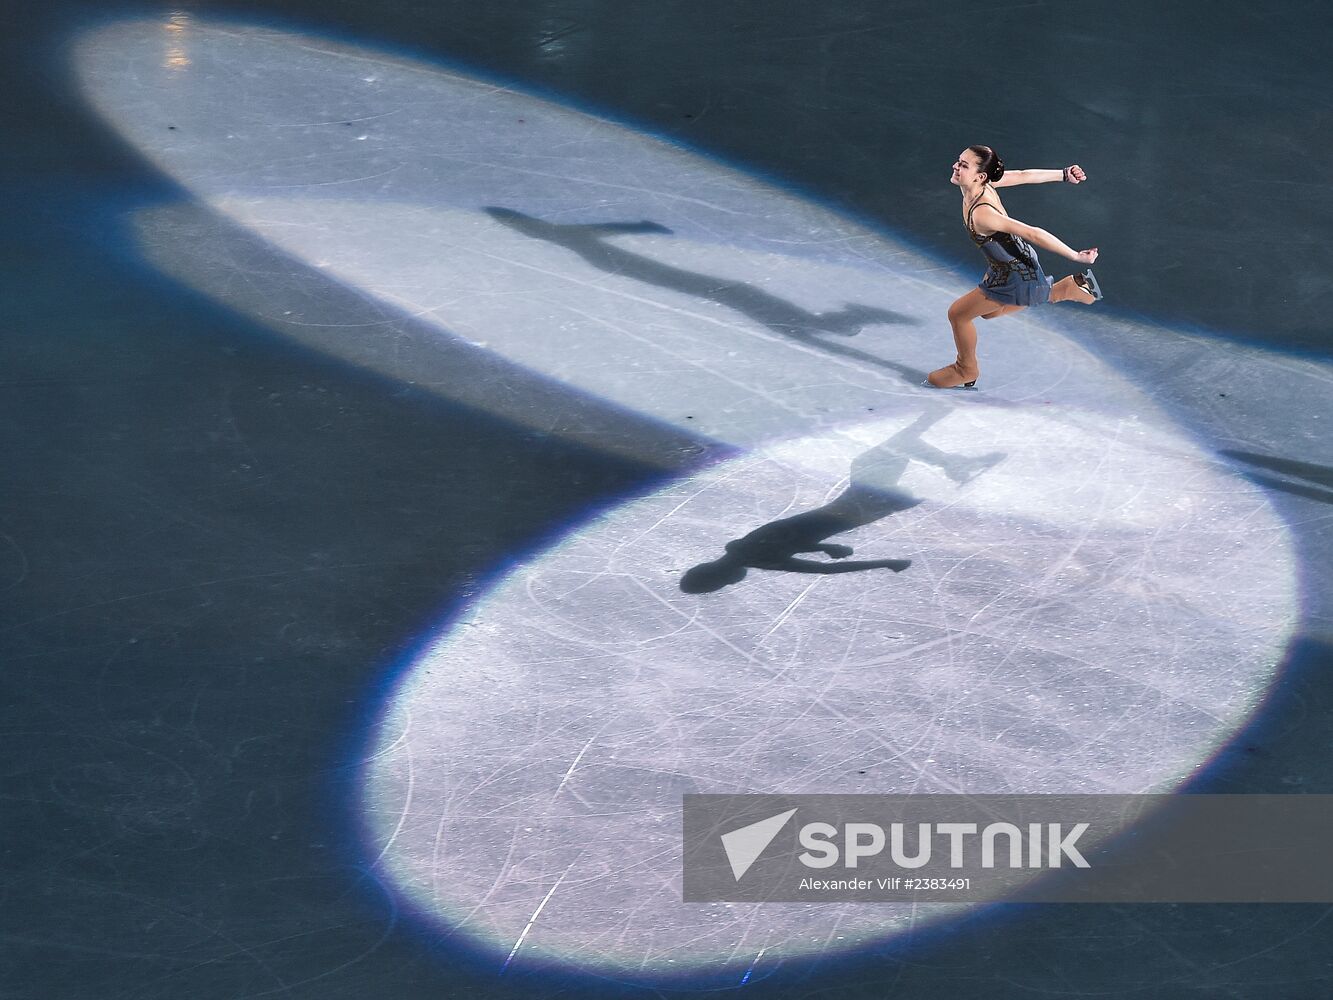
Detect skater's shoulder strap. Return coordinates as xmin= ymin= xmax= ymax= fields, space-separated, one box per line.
xmin=966 ymin=199 xmax=1003 ymax=239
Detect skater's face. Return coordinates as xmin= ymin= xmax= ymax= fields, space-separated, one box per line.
xmin=951 ymin=150 xmax=984 ymax=187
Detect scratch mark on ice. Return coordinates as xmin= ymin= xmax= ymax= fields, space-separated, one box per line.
xmin=500 ymin=860 xmax=578 ymax=974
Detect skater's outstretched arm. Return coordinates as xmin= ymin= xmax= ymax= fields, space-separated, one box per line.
xmin=971 ymin=205 xmax=1098 ymax=264
xmin=994 ymin=165 xmax=1086 ymax=188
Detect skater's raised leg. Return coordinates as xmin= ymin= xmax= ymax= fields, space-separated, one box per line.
xmin=1050 ymin=270 xmax=1102 ymax=304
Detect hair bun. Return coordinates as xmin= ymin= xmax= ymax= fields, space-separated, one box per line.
xmin=966 ymin=144 xmax=1005 ymax=184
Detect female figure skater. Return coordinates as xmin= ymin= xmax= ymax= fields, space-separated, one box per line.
xmin=927 ymin=145 xmax=1101 ymax=389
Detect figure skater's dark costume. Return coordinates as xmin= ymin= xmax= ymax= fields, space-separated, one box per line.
xmin=967 ymin=198 xmax=1053 ymax=307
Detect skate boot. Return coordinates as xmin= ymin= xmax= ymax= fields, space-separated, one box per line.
xmin=925 ymin=356 xmax=979 ymax=389
xmin=1073 ymin=269 xmax=1102 ymax=302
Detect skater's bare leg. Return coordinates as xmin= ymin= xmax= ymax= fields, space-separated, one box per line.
xmin=1050 ymin=274 xmax=1097 ymax=304
xmin=928 ymin=288 xmax=1020 ymax=387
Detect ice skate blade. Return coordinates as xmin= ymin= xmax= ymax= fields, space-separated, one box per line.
xmin=924 ymin=378 xmax=978 ymax=390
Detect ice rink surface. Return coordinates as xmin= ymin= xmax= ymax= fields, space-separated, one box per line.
xmin=5 ymin=3 xmax=1332 ymax=997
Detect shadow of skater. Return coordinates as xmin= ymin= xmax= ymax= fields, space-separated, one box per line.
xmin=1221 ymin=450 xmax=1333 ymax=506
xmin=680 ymin=405 xmax=1005 ymax=593
xmin=485 ymin=207 xmax=928 ymax=385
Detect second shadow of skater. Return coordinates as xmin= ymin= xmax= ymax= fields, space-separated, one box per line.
xmin=485 ymin=207 xmax=928 ymax=384
xmin=680 ymin=405 xmax=1005 ymax=593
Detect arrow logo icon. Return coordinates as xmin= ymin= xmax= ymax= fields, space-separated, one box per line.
xmin=720 ymin=808 xmax=797 ymax=881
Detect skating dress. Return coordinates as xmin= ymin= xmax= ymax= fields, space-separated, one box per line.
xmin=967 ymin=198 xmax=1052 ymax=307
